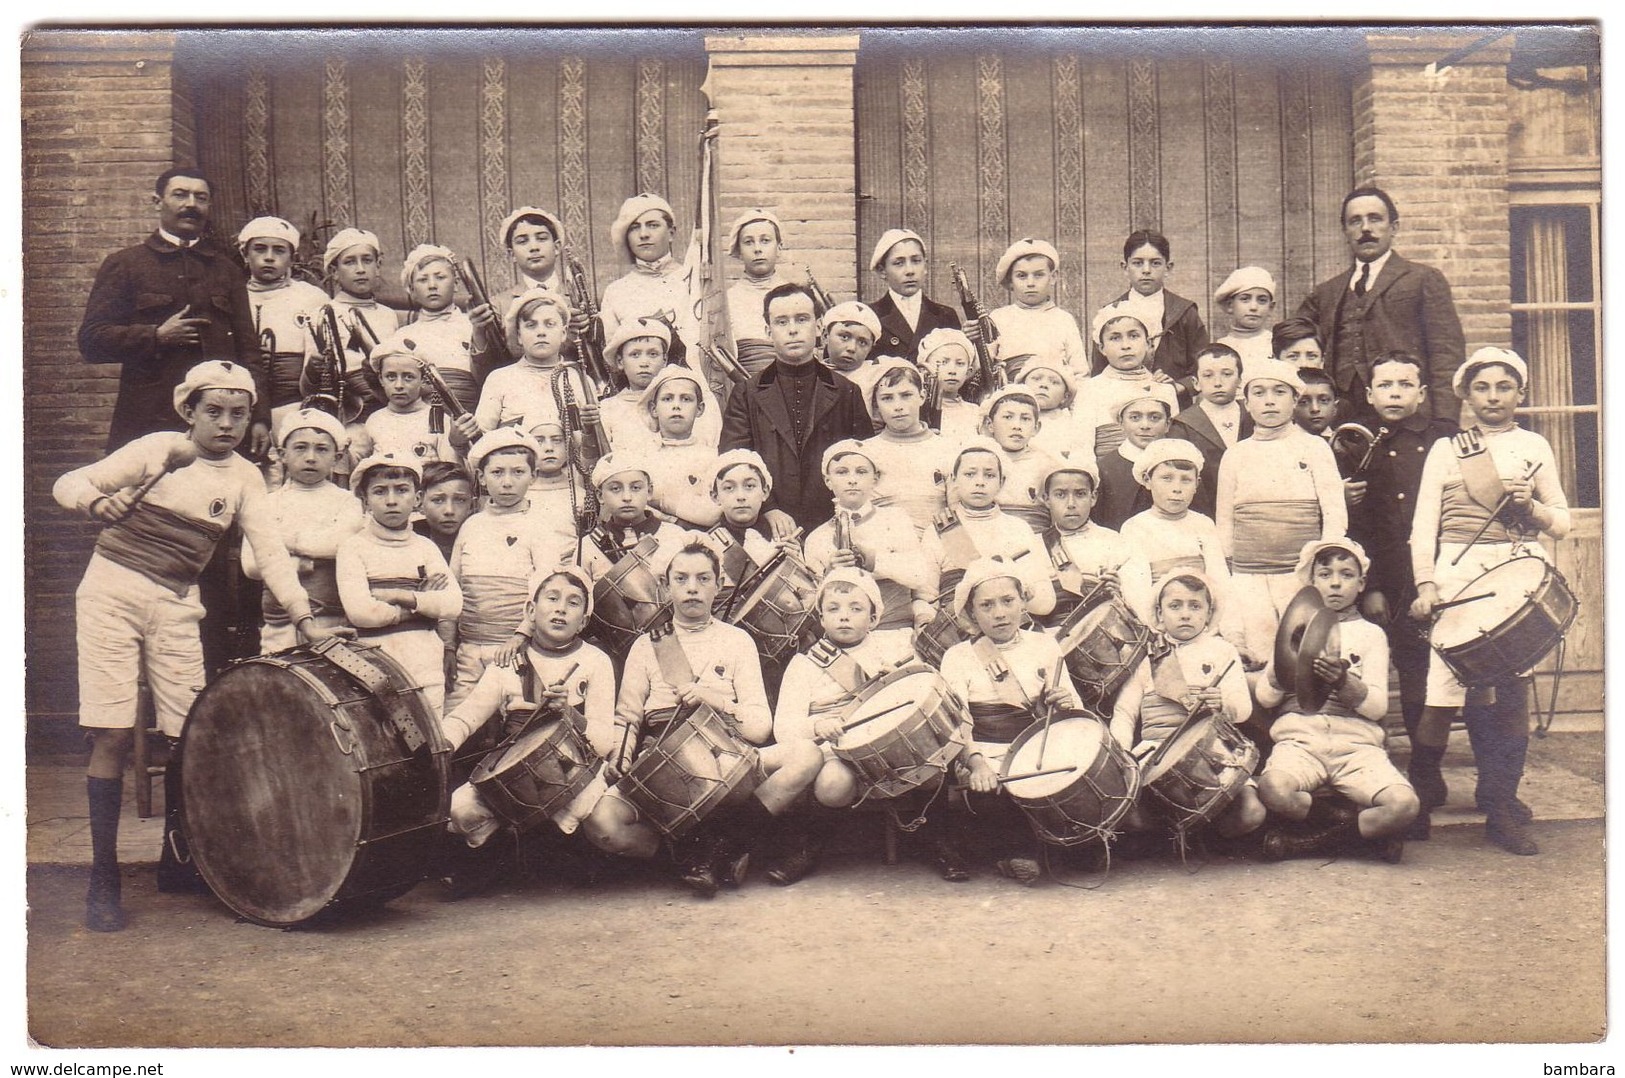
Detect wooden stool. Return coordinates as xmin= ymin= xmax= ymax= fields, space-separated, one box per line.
xmin=129 ymin=676 xmax=165 ymax=819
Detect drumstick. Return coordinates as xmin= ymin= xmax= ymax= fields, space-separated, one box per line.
xmin=999 ymin=764 xmax=1079 ymax=785
xmin=106 ymin=438 xmax=199 ymax=520
xmin=829 ymin=698 xmax=915 ymax=738
xmin=1429 ymin=591 xmax=1497 ymax=614
xmin=1035 ymin=657 xmax=1066 ymax=770
xmin=1450 ymin=461 xmax=1543 ymax=566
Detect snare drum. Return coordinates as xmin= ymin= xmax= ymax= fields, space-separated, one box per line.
xmin=1140 ymin=711 xmax=1260 ymax=833
xmin=728 ymin=553 xmax=820 ymax=664
xmin=831 ymin=665 xmax=967 ymax=800
xmin=1432 ymin=556 xmax=1578 ymax=687
xmin=470 ymin=711 xmax=601 ymax=833
xmin=1000 ymin=713 xmax=1139 ymax=847
xmin=180 ymin=640 xmax=449 ymax=927
xmin=617 ymin=706 xmax=761 ymax=838
xmin=1051 ymin=596 xmax=1151 ymax=715
xmin=591 ymin=552 xmax=669 ymax=658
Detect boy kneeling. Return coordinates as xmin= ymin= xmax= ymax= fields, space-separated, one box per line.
xmin=1255 ymin=538 xmax=1419 ymax=863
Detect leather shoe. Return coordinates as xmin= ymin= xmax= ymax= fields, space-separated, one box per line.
xmin=931 ymin=837 xmax=972 ymax=883
xmin=764 ymin=844 xmax=818 ymax=887
xmin=1485 ymin=806 xmax=1539 ymax=856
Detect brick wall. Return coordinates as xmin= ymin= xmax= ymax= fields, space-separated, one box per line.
xmin=703 ymin=34 xmax=861 ymax=301
xmin=22 ymin=30 xmax=181 ymax=737
xmin=1356 ymin=32 xmax=1514 ymax=354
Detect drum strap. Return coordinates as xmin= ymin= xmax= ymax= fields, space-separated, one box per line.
xmin=651 ymin=625 xmax=697 ymax=690
xmin=807 ymin=639 xmax=870 ymax=695
xmin=1455 ymin=427 xmax=1508 ymax=513
xmin=708 ymin=527 xmax=756 ymax=586
xmin=1042 ymin=526 xmax=1075 ymax=572
xmin=972 ymin=636 xmax=1035 ymax=711
xmin=935 ymin=517 xmax=981 ymax=574
xmin=311 ymin=638 xmax=428 ymax=752
xmin=1149 ymin=640 xmax=1191 ymax=704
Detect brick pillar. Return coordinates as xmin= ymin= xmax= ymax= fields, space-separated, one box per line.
xmin=703 ymin=33 xmax=861 ymax=301
xmin=22 ymin=31 xmax=182 ymax=738
xmin=1357 ymin=31 xmax=1514 ymax=353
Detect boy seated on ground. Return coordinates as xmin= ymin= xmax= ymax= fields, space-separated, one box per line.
xmin=1254 ymin=538 xmax=1420 ymax=863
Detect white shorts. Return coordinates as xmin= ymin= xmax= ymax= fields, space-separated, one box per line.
xmin=1230 ymin=571 xmax=1302 ymax=664
xmin=447 ymin=639 xmax=507 ymax=713
xmin=1263 ymin=713 xmax=1410 ymax=807
xmin=75 ymin=555 xmax=206 ymax=738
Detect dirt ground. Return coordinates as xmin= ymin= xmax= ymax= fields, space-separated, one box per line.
xmin=26 ymin=812 xmax=1605 ymax=1049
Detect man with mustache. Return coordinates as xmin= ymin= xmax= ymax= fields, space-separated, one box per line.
xmin=79 ymin=167 xmax=266 ymax=455
xmin=1294 ymin=187 xmax=1465 ymax=427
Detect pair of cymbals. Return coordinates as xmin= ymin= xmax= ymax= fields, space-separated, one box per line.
xmin=1273 ymin=587 xmax=1343 ymax=712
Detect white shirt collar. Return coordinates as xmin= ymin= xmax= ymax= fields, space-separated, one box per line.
xmin=1350 ymin=249 xmax=1395 ymax=290
xmin=158 ymin=227 xmax=198 ymax=249
xmin=889 ymin=289 xmax=922 ymax=330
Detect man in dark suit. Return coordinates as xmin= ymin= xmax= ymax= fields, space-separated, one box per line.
xmin=721 ymin=284 xmax=874 ymax=534
xmin=78 ymin=167 xmax=265 ymax=454
xmin=864 ymin=228 xmax=961 ymax=364
xmin=1295 ymin=187 xmax=1465 ymax=427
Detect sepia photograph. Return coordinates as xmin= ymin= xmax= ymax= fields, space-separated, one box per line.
xmin=15 ymin=19 xmax=1607 ymax=1060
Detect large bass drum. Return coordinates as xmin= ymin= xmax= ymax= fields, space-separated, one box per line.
xmin=180 ymin=640 xmax=449 ymax=927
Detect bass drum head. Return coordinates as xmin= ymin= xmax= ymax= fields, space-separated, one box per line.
xmin=1433 ymin=557 xmax=1550 ymax=651
xmin=182 ymin=661 xmax=364 ymax=925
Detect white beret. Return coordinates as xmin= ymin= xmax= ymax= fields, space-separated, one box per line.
xmin=1037 ymin=450 xmax=1100 ymax=493
xmin=711 ymin=448 xmax=772 ymax=494
xmin=499 ymin=206 xmax=565 ymax=249
xmin=236 ymin=216 xmax=300 ymax=251
xmin=173 ymin=359 xmax=257 ymax=416
xmin=865 ymin=359 xmax=923 ymax=408
xmin=1453 ymin=347 xmax=1529 ymax=397
xmin=530 ymin=562 xmax=596 ymax=619
xmin=918 ymin=328 xmax=976 ymax=367
xmin=1213 ymin=265 xmax=1277 ymax=306
xmin=950 ymin=436 xmax=1007 ymax=476
xmin=815 ymin=566 xmax=885 ymax=623
xmin=348 ymin=450 xmax=424 ymax=493
xmin=609 ymin=193 xmax=676 ymax=258
xmin=1240 ymin=357 xmax=1306 ymax=396
xmin=1154 ymin=569 xmax=1223 ymax=624
xmin=590 ymin=453 xmax=652 ymax=491
xmin=321 ymin=228 xmax=381 ymax=272
xmin=503 ymin=286 xmax=573 ymax=345
xmin=869 ymin=228 xmax=925 ymax=272
xmin=275 ymin=407 xmax=349 ymax=451
xmin=400 ymin=244 xmax=457 ymax=290
xmin=605 ymin=317 xmax=672 ymax=363
xmin=994 ymin=238 xmax=1060 ymax=287
xmin=466 ymin=426 xmax=544 ymax=474
xmin=821 ymin=300 xmax=882 ymax=341
xmin=365 ymin=336 xmax=423 ymax=373
xmin=821 ymin=438 xmax=877 ymax=475
xmin=725 ymin=209 xmax=782 ymax=255
xmin=1294 ymin=537 xmax=1371 ymax=586
xmin=953 ymin=556 xmax=1028 ymax=628
xmin=638 ymin=364 xmax=707 ymax=427
xmin=1014 ymin=357 xmax=1079 ymax=404
xmin=1113 ymin=382 xmax=1179 ymax=420
xmin=1090 ymin=300 xmax=1152 ymax=347
xmin=1132 ymin=438 xmax=1205 ymax=487
xmin=978 ymin=385 xmax=1043 ymax=423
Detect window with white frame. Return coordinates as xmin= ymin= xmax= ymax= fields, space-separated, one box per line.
xmin=1509 ymin=195 xmax=1600 ymax=509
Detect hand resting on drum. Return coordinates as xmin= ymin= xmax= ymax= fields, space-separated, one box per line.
xmin=1409 ymin=581 xmax=1439 ymax=620
xmin=965 ymin=752 xmax=1001 ymax=794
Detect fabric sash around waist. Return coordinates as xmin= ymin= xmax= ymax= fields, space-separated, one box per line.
xmin=268 ymin=353 xmax=306 ymax=407
xmin=1230 ymin=500 xmax=1322 ymax=574
xmin=458 ymin=575 xmax=531 ymax=644
xmin=1138 ymin=692 xmax=1189 ymax=746
xmin=96 ymin=501 xmax=226 ymax=596
xmin=1440 ymin=485 xmax=1517 ymax=546
xmin=967 ymin=701 xmax=1035 ymax=745
xmin=263 ymin=557 xmax=340 ymax=626
xmin=1148 ymin=554 xmax=1204 ymax=585
xmin=356 ymin=575 xmax=435 ymax=634
xmin=875 ymin=579 xmax=915 ymax=632
xmin=432 ymin=366 xmax=479 ymax=414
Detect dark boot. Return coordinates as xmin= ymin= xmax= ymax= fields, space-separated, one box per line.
xmin=1407 ymin=740 xmax=1449 ymax=811
xmin=156 ymin=740 xmax=209 ymax=895
xmin=671 ymin=828 xmax=720 ymax=898
xmin=1260 ymin=813 xmax=1360 ymax=863
xmin=85 ymin=776 xmax=125 ymax=932
xmin=712 ymin=797 xmax=778 ymax=887
xmin=1477 ymin=680 xmax=1539 ymax=856
xmin=438 ymin=831 xmax=514 ymax=900
xmin=913 ymin=809 xmax=972 ymax=882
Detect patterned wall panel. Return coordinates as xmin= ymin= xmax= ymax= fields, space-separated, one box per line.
xmin=243 ymin=67 xmax=273 ymax=217
xmin=400 ymin=56 xmax=431 ymax=249
xmin=479 ymin=58 xmax=510 ymax=271
xmin=322 ymin=56 xmax=354 ymax=231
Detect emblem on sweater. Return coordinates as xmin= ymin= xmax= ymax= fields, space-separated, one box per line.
xmin=506 ymin=535 xmax=517 ymax=546
xmin=208 ymin=498 xmax=226 ymax=518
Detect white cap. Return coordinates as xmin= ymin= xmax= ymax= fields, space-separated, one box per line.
xmin=499 ymin=206 xmax=565 ymax=249
xmin=918 ymin=328 xmax=976 ymax=368
xmin=711 ymin=448 xmax=772 ymax=495
xmin=1240 ymin=357 xmax=1306 ymax=396
xmin=590 ymin=453 xmax=652 ymax=491
xmin=1213 ymin=265 xmax=1277 ymax=306
xmin=953 ymin=556 xmax=1028 ymax=627
xmin=994 ymin=238 xmax=1060 ymax=287
xmin=1037 ymin=450 xmax=1100 ymax=493
xmin=815 ymin=566 xmax=885 ymax=623
xmin=609 ymin=193 xmax=676 ymax=257
xmin=322 ymin=227 xmax=380 ymax=272
xmin=820 ymin=300 xmax=882 ymax=341
xmin=820 ymin=438 xmax=877 ymax=475
xmin=503 ymin=287 xmax=573 ymax=346
xmin=1091 ymin=300 xmax=1151 ymax=347
xmin=236 ymin=216 xmax=300 ymax=252
xmin=725 ymin=209 xmax=782 ymax=256
xmin=1453 ymin=346 xmax=1528 ymax=397
xmin=530 ymin=563 xmax=596 ymax=619
xmin=466 ymin=426 xmax=544 ymax=474
xmin=869 ymin=228 xmax=925 ymax=272
xmin=400 ymin=243 xmax=457 ymax=290
xmin=1132 ymin=438 xmax=1205 ymax=487
xmin=1294 ymin=537 xmax=1371 ymax=586
xmin=173 ymin=359 xmax=257 ymax=416
xmin=274 ymin=407 xmax=350 ymax=451
xmin=349 ymin=450 xmax=424 ymax=493
xmin=605 ymin=317 xmax=672 ymax=363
